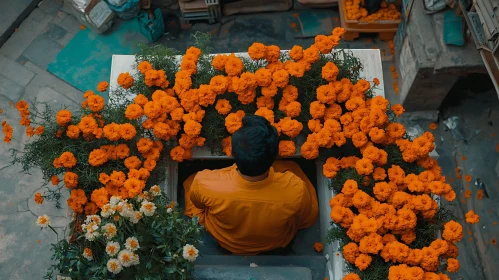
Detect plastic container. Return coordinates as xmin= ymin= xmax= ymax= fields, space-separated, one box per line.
xmin=138 ymin=8 xmax=165 ymax=42
xmin=107 ymin=0 xmax=141 ymax=20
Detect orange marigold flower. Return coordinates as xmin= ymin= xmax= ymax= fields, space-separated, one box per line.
xmin=465 ymin=210 xmax=480 ymax=224
xmin=266 ymin=45 xmax=280 ymax=63
xmin=225 ymin=110 xmax=245 ymax=134
xmin=342 ymin=179 xmax=359 ymax=196
xmin=215 ymin=99 xmax=232 ymax=115
xmin=56 ymin=109 xmax=72 ymax=126
xmin=351 ymin=131 xmax=368 ymax=148
xmin=117 ymin=72 xmax=134 ymax=89
xmin=316 ymin=84 xmax=336 ymax=104
xmin=34 ymin=192 xmax=44 ymax=204
xmin=143 ymin=158 xmax=156 ymax=172
xmin=308 ymin=119 xmax=322 ymax=133
xmin=355 ymin=158 xmax=374 ymax=175
xmin=86 ymin=93 xmax=105 ymax=113
xmin=134 ymin=93 xmax=149 ymax=106
xmin=303 ymin=46 xmax=320 ymax=64
xmin=63 ymin=172 xmax=78 ymax=189
xmin=99 ymin=173 xmax=110 ymax=184
xmin=119 ymin=123 xmax=136 ymax=140
xmin=442 ymin=221 xmax=463 ymax=242
xmin=322 ymin=62 xmax=339 ymax=81
xmin=278 ymin=140 xmax=296 ymax=157
xmin=477 ymin=189 xmax=484 ymax=200
xmin=210 ymin=75 xmax=228 ymax=94
xmin=137 ymin=61 xmax=153 ymax=74
xmin=342 ymin=242 xmax=360 ymax=264
xmin=343 ymin=273 xmax=361 ymax=280
xmin=124 ymin=156 xmax=142 ymax=170
xmin=284 ymin=101 xmax=301 ymax=118
xmin=34 ymin=126 xmax=44 ymax=135
xmin=464 ymin=174 xmax=472 ymax=182
xmin=212 ymin=54 xmax=229 ymax=71
xmin=373 ymin=78 xmax=380 ymax=85
xmin=125 ymin=104 xmax=143 ymax=120
xmin=220 ymin=136 xmax=232 ymax=156
xmin=373 ymin=167 xmax=387 ymax=181
xmin=97 ymin=81 xmax=109 ymax=92
xmin=184 ymin=120 xmax=202 ymax=136
xmin=391 ymin=104 xmax=405 ymax=117
xmin=285 ymin=61 xmax=306 ymax=77
xmin=25 ymin=126 xmax=34 ymax=137
xmin=277 ymin=117 xmax=303 ymax=138
xmin=272 ymin=69 xmax=289 ymax=88
xmin=313 ymin=242 xmax=324 ymax=253
xmin=323 ymin=157 xmax=340 ymax=178
xmin=248 ymin=42 xmax=267 ymax=60
xmin=429 ymin=122 xmax=438 ymax=130
xmin=88 ymin=149 xmax=108 ymax=167
xmin=170 ymin=146 xmax=185 ymax=162
xmin=50 ymin=175 xmax=60 ymax=185
xmin=310 ymin=101 xmax=326 ymax=119
xmin=91 ymin=187 xmax=109 ymax=208
xmin=289 ymin=45 xmax=303 ymax=61
xmin=254 ymin=108 xmax=275 ymax=124
xmin=301 ymin=140 xmax=319 ymax=160
xmin=225 ymin=54 xmax=244 ymax=76
xmin=447 ymin=258 xmax=460 ymax=273
xmin=78 ymin=116 xmax=98 ymax=135
xmin=58 ymin=152 xmax=77 ymax=168
xmin=354 ymin=253 xmax=372 ymax=271
xmin=254 ymin=68 xmax=272 ymax=87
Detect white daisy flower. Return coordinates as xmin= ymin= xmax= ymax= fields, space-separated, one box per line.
xmin=118 ymin=249 xmax=134 ymax=267
xmin=125 ymin=237 xmax=140 ymax=251
xmin=182 ymin=244 xmax=199 ymax=262
xmin=167 ymin=208 xmax=173 ymax=214
xmin=85 ymin=215 xmax=101 ymax=225
xmin=82 ymin=248 xmax=93 ymax=261
xmin=100 ymin=204 xmax=115 ymax=218
xmin=140 ymin=201 xmax=156 ymax=217
xmin=129 ymin=211 xmax=142 ymax=224
xmin=109 ymin=196 xmax=122 ymax=207
xmin=101 ymin=223 xmax=117 ymax=239
xmin=106 ymin=241 xmax=120 ymax=256
xmin=36 ymin=215 xmax=50 ymax=228
xmin=131 ymin=252 xmax=140 ymax=266
xmin=85 ymin=231 xmax=100 ymax=241
xmin=121 ymin=202 xmax=135 ymax=218
xmin=150 ymin=185 xmax=161 ymax=196
xmin=107 ymin=258 xmax=123 ymax=274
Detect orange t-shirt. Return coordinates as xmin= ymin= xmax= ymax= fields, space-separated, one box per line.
xmin=186 ymin=163 xmax=318 ymax=255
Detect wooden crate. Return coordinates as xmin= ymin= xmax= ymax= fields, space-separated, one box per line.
xmin=338 ymin=0 xmax=401 ymax=41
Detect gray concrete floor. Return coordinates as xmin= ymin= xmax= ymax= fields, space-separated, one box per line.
xmin=0 ymin=0 xmax=495 ymax=279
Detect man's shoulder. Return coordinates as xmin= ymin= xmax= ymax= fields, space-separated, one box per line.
xmin=194 ymin=165 xmax=234 ymax=181
xmin=273 ymin=170 xmax=307 ymax=191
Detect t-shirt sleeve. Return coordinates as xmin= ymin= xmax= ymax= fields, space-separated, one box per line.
xmin=190 ymin=176 xmax=207 ymax=210
xmin=296 ymin=179 xmax=319 ymax=229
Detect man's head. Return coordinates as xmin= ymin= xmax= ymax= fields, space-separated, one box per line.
xmin=232 ymin=115 xmax=278 ymax=177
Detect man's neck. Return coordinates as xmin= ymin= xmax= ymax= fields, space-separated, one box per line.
xmin=239 ymin=170 xmax=269 ymax=182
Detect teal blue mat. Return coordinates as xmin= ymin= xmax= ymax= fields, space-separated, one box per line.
xmin=47 ymin=20 xmax=148 ymax=98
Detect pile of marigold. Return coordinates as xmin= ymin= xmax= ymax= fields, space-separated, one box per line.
xmin=344 ymin=0 xmax=401 ymax=21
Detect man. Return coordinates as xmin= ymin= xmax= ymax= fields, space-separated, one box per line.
xmin=183 ymin=115 xmax=319 ymax=255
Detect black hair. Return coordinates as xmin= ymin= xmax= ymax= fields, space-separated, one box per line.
xmin=232 ymin=115 xmax=278 ymax=177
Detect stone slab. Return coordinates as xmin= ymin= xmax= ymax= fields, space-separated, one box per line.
xmin=44 ymin=22 xmax=67 ymax=41
xmin=22 ymin=33 xmax=63 ymax=69
xmin=194 ymin=265 xmax=312 ymax=280
xmin=0 ymin=54 xmax=35 ymax=87
xmin=0 ymin=73 xmax=25 ymax=102
xmin=37 ymin=0 xmax=63 ymax=16
xmin=0 ymin=0 xmax=41 ymax=46
xmin=0 ymin=8 xmax=53 ymax=60
xmin=57 ymin=12 xmax=82 ymax=34
xmin=23 ymin=61 xmax=84 ymax=105
xmin=196 ymin=255 xmax=326 ymax=280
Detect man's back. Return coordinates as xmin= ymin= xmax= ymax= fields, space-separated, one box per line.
xmin=186 ymin=163 xmax=317 ymax=255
